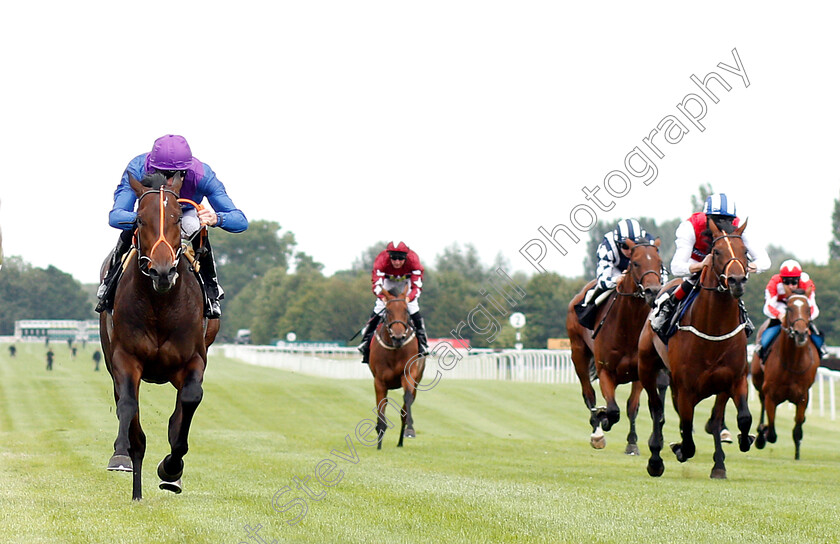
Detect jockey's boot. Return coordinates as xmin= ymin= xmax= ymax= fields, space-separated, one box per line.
xmin=576 ymin=285 xmax=607 ymax=330
xmin=95 ymin=229 xmax=134 ymax=313
xmin=358 ymin=312 xmax=382 ymax=364
xmin=650 ymin=294 xmax=676 ymax=333
xmin=739 ymin=300 xmax=755 ymax=338
xmin=810 ymin=323 xmax=828 ymax=358
xmin=197 ymin=239 xmax=223 ymax=319
xmin=410 ymin=311 xmax=429 ymax=356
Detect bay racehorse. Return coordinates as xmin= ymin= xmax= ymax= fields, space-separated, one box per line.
xmin=566 ymin=239 xmax=665 ymax=453
xmin=751 ymin=288 xmax=820 ymax=459
xmin=99 ymin=172 xmax=219 ymax=500
xmin=638 ymin=219 xmax=754 ymax=479
xmin=369 ymin=285 xmax=425 ymax=449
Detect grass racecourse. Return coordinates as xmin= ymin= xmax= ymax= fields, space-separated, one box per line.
xmin=1 ymin=342 xmax=840 ymax=544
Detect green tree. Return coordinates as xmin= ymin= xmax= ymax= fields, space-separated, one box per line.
xmin=0 ymin=257 xmax=92 ymax=334
xmin=829 ymin=190 xmax=840 ymax=261
xmin=690 ymin=182 xmax=714 ymax=213
xmin=211 ymin=220 xmax=296 ymax=303
xmin=350 ymin=241 xmax=388 ymax=273
xmin=519 ymin=272 xmax=586 ymax=347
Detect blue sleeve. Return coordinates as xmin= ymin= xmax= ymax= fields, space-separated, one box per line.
xmin=196 ymin=164 xmax=248 ymax=233
xmin=108 ymin=155 xmax=146 ymax=230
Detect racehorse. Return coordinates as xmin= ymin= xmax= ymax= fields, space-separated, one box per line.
xmin=638 ymin=219 xmax=754 ymax=479
xmin=368 ymin=285 xmax=425 ymax=449
xmin=751 ymin=288 xmax=820 ymax=459
xmin=99 ymin=172 xmax=220 ymax=500
xmin=566 ymin=239 xmax=665 ymax=453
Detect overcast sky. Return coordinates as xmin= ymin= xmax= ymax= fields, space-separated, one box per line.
xmin=2 ymin=2 xmax=838 ymax=284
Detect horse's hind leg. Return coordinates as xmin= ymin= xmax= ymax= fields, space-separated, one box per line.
xmin=793 ymin=397 xmax=808 ymax=460
xmin=572 ymin=344 xmax=603 ymax=448
xmin=158 ymin=363 xmax=205 ymax=493
xmin=705 ymin=394 xmax=732 ymax=443
xmin=755 ymin=391 xmax=768 ymax=449
xmin=625 ymin=381 xmax=643 ymax=456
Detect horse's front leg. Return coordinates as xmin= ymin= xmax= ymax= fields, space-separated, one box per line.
xmin=793 ymin=394 xmax=808 ymax=460
xmin=597 ymin=370 xmax=621 ymax=432
xmin=625 ymin=380 xmax=643 ymax=456
xmin=671 ymin=393 xmax=697 ymax=463
xmin=158 ymin=359 xmax=205 ymax=494
xmin=733 ymin=377 xmax=754 ymax=452
xmin=374 ymin=381 xmax=388 ymax=450
xmin=107 ymin=353 xmax=145 ymax=500
xmin=755 ymin=389 xmax=769 ymax=449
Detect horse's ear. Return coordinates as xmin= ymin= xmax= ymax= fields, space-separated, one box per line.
xmin=624 ymin=239 xmax=636 ymax=249
xmin=735 ymin=217 xmax=749 ymax=236
xmin=170 ymin=172 xmax=183 ymax=195
xmin=708 ymin=218 xmax=723 ymax=238
xmin=402 ymin=283 xmax=410 ymax=296
xmin=129 ymin=176 xmax=145 ymax=198
xmin=380 ymin=289 xmax=392 ymax=301
xmin=653 ymin=237 xmax=661 ymax=248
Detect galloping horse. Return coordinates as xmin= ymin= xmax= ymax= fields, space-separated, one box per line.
xmin=567 ymin=239 xmax=664 ymax=453
xmin=99 ymin=173 xmax=219 ymax=500
xmin=751 ymin=288 xmax=820 ymax=459
xmin=638 ymin=220 xmax=754 ymax=479
xmin=369 ymin=285 xmax=425 ymax=449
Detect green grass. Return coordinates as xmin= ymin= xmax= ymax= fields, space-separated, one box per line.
xmin=1 ymin=342 xmax=839 ymax=544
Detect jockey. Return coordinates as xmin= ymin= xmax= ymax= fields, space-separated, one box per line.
xmin=95 ymin=134 xmax=248 ymax=318
xmin=576 ymin=219 xmax=664 ymax=329
xmin=651 ymin=193 xmax=770 ymax=334
xmin=358 ymin=241 xmax=428 ymax=364
xmin=757 ymin=259 xmax=826 ymax=359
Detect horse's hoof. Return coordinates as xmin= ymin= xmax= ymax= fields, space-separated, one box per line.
xmin=590 ymin=429 xmax=606 ymax=450
xmin=755 ymin=433 xmax=766 ymax=449
xmin=647 ymin=459 xmax=664 ymax=477
xmin=107 ymin=455 xmax=133 ymax=472
xmin=720 ymin=429 xmax=733 ymax=444
xmin=738 ymin=434 xmax=755 ymax=452
xmin=159 ymin=478 xmax=182 ymax=494
xmin=710 ymin=468 xmax=727 ymax=479
xmin=404 ymin=428 xmax=416 ymax=439
xmin=669 ymin=442 xmax=687 ymax=462
xmin=157 ymin=458 xmax=183 ymax=482
xmin=625 ymin=444 xmax=640 ymax=456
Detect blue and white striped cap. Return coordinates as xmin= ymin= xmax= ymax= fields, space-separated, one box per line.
xmin=613 ymin=219 xmax=643 ymax=243
xmin=703 ymin=193 xmax=737 ymax=218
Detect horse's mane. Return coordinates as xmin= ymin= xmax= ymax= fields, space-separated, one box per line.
xmin=141 ymin=172 xmax=168 ymax=190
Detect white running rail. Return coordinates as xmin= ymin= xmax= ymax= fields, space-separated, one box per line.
xmin=217 ymin=345 xmax=840 ymax=420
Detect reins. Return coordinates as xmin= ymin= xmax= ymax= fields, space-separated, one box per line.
xmin=375 ymin=298 xmax=416 ymax=350
xmin=134 ymin=188 xmax=184 ymax=277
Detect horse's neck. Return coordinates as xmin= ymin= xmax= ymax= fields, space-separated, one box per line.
xmin=688 ymin=283 xmax=740 ymax=333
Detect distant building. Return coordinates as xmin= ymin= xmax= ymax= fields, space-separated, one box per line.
xmin=14 ymin=320 xmax=99 ymax=342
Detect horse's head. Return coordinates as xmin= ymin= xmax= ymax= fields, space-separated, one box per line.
xmin=708 ymin=218 xmax=749 ymax=298
xmin=623 ymin=238 xmax=663 ymax=307
xmin=783 ymin=289 xmax=811 ymax=347
xmin=130 ymin=173 xmax=184 ymax=294
xmin=381 ymin=284 xmax=412 ymax=348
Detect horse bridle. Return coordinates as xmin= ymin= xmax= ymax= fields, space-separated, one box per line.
xmin=377 ymin=298 xmax=416 ymax=349
xmin=782 ymin=294 xmax=810 ymax=339
xmin=134 ymin=188 xmax=184 ymax=277
xmin=705 ymin=234 xmax=748 ymax=292
xmin=617 ymin=242 xmax=661 ymax=298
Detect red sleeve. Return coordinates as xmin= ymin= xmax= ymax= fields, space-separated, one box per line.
xmin=764 ymin=275 xmax=782 ymax=319
xmin=371 ymin=251 xmax=389 ymax=298
xmin=406 ymin=250 xmax=424 ymax=301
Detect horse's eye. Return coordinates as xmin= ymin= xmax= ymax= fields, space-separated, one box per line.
xmin=713 ymin=249 xmax=720 ymax=256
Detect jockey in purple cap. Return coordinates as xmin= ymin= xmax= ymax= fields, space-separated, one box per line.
xmin=95 ymin=134 xmax=248 ymax=318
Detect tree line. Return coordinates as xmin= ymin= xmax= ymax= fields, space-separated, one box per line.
xmin=3 ymin=186 xmax=840 ymax=347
